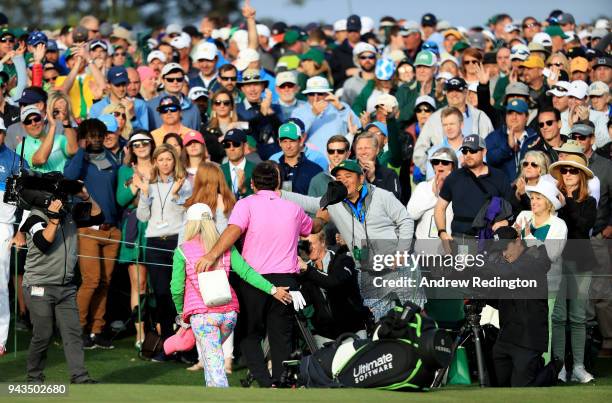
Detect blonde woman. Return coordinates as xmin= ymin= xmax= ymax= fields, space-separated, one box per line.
xmin=512 ymin=150 xmax=551 ymax=215
xmin=170 ymin=203 xmax=290 ymax=387
xmin=102 ymin=103 xmax=133 ymax=140
xmin=135 ymin=144 xmax=192 ymax=357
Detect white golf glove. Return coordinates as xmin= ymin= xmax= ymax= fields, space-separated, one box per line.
xmin=289 ymin=291 xmax=307 ymax=311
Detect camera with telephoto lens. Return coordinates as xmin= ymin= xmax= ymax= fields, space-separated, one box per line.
xmin=298 ymin=239 xmax=312 ymax=262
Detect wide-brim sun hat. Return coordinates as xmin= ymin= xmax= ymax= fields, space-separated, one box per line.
xmin=525 ymin=180 xmax=562 ymax=211
xmin=549 ymin=154 xmax=594 ymax=181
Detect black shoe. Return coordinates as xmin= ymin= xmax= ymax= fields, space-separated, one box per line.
xmin=92 ymin=334 xmax=114 ymax=350
xmin=151 ymin=351 xmax=173 ymax=362
xmin=71 ymin=378 xmax=99 ymax=384
xmin=83 ymin=333 xmax=96 ymax=350
xmin=15 ymin=315 xmax=30 ymax=332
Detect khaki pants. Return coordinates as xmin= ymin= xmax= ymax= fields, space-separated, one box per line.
xmin=76 ymin=226 xmax=121 ymax=334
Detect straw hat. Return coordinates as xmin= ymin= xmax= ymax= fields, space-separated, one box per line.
xmin=549 ymin=154 xmax=594 ymax=180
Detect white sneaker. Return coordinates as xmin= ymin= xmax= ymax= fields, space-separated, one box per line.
xmin=571 ymin=365 xmax=594 ymax=383
xmin=558 ymin=367 xmax=567 ymax=383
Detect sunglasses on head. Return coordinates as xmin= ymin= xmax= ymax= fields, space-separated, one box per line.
xmin=131 ymin=140 xmax=151 ymax=149
xmin=159 ymin=106 xmax=179 ymax=114
xmin=214 ymin=99 xmax=232 ymax=106
xmin=327 ymin=147 xmax=347 ymax=155
xmin=416 ymin=107 xmax=433 ymax=113
xmin=560 ymin=167 xmax=580 ymax=175
xmin=538 ymin=120 xmax=555 ymax=128
xmin=359 ymin=55 xmax=376 ymax=60
xmin=461 ymin=148 xmax=480 ymax=155
xmin=164 ymin=76 xmax=183 ymax=83
xmin=23 ymin=115 xmax=42 ymax=125
xmin=113 ymin=112 xmax=127 ymax=119
xmin=431 ymin=159 xmax=452 ymax=166
xmin=220 ymin=76 xmax=237 ymax=81
xmin=0 ymin=36 xmax=15 ymax=43
xmin=522 ymin=161 xmax=539 ymax=168
xmin=223 ymin=140 xmax=242 ymax=149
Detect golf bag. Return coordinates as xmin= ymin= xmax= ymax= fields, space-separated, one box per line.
xmin=297 ymin=302 xmax=453 ymax=391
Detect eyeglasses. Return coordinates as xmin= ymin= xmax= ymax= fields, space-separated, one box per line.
xmin=463 ymin=60 xmax=479 ymax=65
xmin=327 ymin=148 xmax=347 ymax=155
xmin=220 ymin=76 xmax=237 ymax=81
xmin=416 ymin=107 xmax=433 ymax=113
xmin=223 ymin=140 xmax=242 ymax=149
xmin=431 ymin=160 xmax=452 ymax=166
xmin=164 ymin=76 xmax=184 ymax=83
xmin=571 ymin=134 xmax=589 ymax=141
xmin=522 ymin=161 xmax=539 ymax=168
xmin=159 ymin=106 xmax=179 ymax=114
xmin=560 ymin=167 xmax=580 ymax=176
xmin=214 ymin=100 xmax=232 ymax=106
xmin=131 ymin=140 xmax=151 ymax=149
xmin=461 ymin=148 xmax=480 ymax=155
xmin=279 ymin=83 xmax=296 ymax=89
xmin=113 ymin=112 xmax=127 ymax=119
xmin=359 ymin=55 xmax=376 ymax=60
xmin=538 ymin=120 xmax=555 ymax=128
xmin=23 ymin=115 xmax=42 ymax=125
xmin=0 ymin=36 xmax=15 ymax=43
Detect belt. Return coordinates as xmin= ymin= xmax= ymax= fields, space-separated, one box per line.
xmin=99 ymin=224 xmax=114 ymax=231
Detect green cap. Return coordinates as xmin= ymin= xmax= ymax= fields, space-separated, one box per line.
xmin=278 ymin=122 xmax=301 ymax=140
xmin=451 ymin=41 xmax=470 ymax=53
xmin=331 ymin=159 xmax=363 ymax=176
xmin=299 ymin=48 xmax=325 ymax=65
xmin=545 ymin=25 xmax=569 ymax=39
xmin=284 ymin=30 xmax=300 ymax=45
xmin=414 ymin=50 xmax=436 ymax=67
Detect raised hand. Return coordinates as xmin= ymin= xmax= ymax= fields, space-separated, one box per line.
xmin=476 ymin=62 xmax=489 ymax=85
xmin=242 ymin=0 xmax=256 ymax=19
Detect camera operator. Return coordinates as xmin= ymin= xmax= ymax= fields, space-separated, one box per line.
xmin=487 ymin=226 xmax=555 ymax=387
xmin=19 ymin=186 xmax=103 ymax=384
xmin=298 ymin=231 xmax=370 ymax=346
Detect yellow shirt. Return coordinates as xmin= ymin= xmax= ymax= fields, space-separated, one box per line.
xmin=151 ymin=125 xmax=190 ymax=147
xmin=55 ymin=74 xmax=95 ymax=119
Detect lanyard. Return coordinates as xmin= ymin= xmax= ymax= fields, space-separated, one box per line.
xmin=155 ymin=179 xmax=174 ymax=222
xmin=345 ymin=185 xmax=368 ymax=223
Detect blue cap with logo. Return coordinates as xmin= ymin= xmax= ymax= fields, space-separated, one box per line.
xmin=224 ymin=129 xmax=247 ymax=144
xmin=98 ymin=114 xmax=119 ymax=133
xmin=506 ymin=99 xmax=529 ymax=114
xmin=107 ymin=66 xmax=129 ymax=86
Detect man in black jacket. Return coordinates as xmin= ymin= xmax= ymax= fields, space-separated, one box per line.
xmin=298 ymin=231 xmax=370 ymax=342
xmin=330 ymin=15 xmax=362 ymax=90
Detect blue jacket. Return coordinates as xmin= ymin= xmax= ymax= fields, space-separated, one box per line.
xmin=485 ymin=126 xmax=539 ymax=182
xmin=63 ymin=148 xmax=119 ymax=226
xmin=236 ymin=99 xmax=282 ymax=160
xmin=278 ymin=153 xmax=323 ymax=195
xmin=269 ymin=146 xmax=328 ymax=171
xmin=147 ymin=92 xmax=201 ymax=132
xmin=89 ymin=97 xmax=151 ymax=131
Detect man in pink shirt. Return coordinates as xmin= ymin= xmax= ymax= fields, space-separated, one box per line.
xmin=197 ymin=161 xmax=325 ymax=387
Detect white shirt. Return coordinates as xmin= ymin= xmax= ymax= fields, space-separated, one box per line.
xmin=229 ymin=158 xmax=247 ymax=193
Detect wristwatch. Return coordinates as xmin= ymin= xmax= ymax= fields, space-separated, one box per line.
xmin=270 ymin=286 xmax=278 ymax=295
xmin=438 ymin=229 xmax=447 ymax=237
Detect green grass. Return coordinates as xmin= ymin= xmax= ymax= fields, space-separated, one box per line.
xmin=1 ymin=332 xmax=611 ymax=403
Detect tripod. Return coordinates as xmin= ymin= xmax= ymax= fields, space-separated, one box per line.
xmin=432 ymin=304 xmax=490 ymax=388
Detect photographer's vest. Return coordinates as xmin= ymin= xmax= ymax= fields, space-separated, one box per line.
xmin=23 ymin=209 xmax=79 ymax=287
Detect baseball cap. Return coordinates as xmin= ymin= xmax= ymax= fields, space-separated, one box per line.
xmin=20 ymin=105 xmax=42 ymax=121
xmin=415 ymin=95 xmax=436 ymax=109
xmin=165 ymin=23 xmax=182 ymax=35
xmin=256 ymin=24 xmax=271 ymax=38
xmin=224 ymin=129 xmax=247 ymax=144
xmin=520 ymin=55 xmax=545 ymax=69
xmin=557 ymin=13 xmax=575 ymax=25
xmin=333 ymin=19 xmax=347 ymax=32
xmin=546 ymin=81 xmax=571 ymax=97
xmin=567 ymin=80 xmax=588 ymax=99
xmin=27 ymin=31 xmax=48 ymax=47
xmin=510 ymin=44 xmax=530 ymax=61
xmin=375 ymin=58 xmax=395 ymax=80
xmin=193 ymin=42 xmax=217 ymax=61
xmin=593 ymin=56 xmax=612 ymax=69
xmin=445 ymin=76 xmax=467 ymax=92
xmin=467 ymin=32 xmax=486 ymax=50
xmin=188 ymin=86 xmax=209 ymax=101
xmin=400 ymin=21 xmax=420 ymax=36
xmin=451 ymin=41 xmax=470 ymax=54
xmin=331 ymin=159 xmax=363 ymax=176
xmin=182 ymin=130 xmax=205 ymax=145
xmin=170 ymin=32 xmax=191 ymax=49
xmin=490 ymin=226 xmax=520 ymax=252
xmin=591 ymin=28 xmax=608 ymax=40
xmin=157 ymin=95 xmax=181 ymax=110
xmin=570 ymin=57 xmax=589 ymax=73
xmin=299 ymin=48 xmax=325 ymax=65
xmin=89 ymin=39 xmax=108 ymax=51
xmin=235 ymin=48 xmax=260 ymax=71
xmin=506 ymin=99 xmax=529 ymax=114
xmin=46 ymin=40 xmax=59 ymax=52
xmin=160 ymin=63 xmax=184 ymax=77
xmin=588 ymin=81 xmax=609 ymax=97
xmin=461 ymin=134 xmax=486 ymax=151
xmin=185 ymin=203 xmax=213 ymax=222
xmin=443 ymin=29 xmax=463 ymax=40
xmin=570 ymin=122 xmax=595 ymax=137
xmin=365 ymin=122 xmax=388 ymax=137
xmin=505 ymin=82 xmax=530 ymax=97
xmin=421 ymin=13 xmax=437 ymax=27
xmin=107 ymin=66 xmax=129 ymax=86
xmin=545 ymin=25 xmax=568 ymax=39
xmin=414 ymin=50 xmax=436 ymax=67
xmin=440 ymin=53 xmax=459 ymax=67
xmin=276 ymin=71 xmax=298 ymax=86
xmin=18 ymin=87 xmax=47 ymax=106
xmin=504 ymin=23 xmax=520 ymax=33
xmin=98 ymin=114 xmax=119 ymax=132
xmin=346 ymin=14 xmax=362 ymax=32
xmin=430 ymin=148 xmax=456 ymax=163
xmin=352 ymin=41 xmax=377 ymax=56
xmin=375 ymin=93 xmax=398 ymax=111
xmin=147 ymin=50 xmax=167 ymax=64
xmin=527 ymin=42 xmax=548 ymax=55
xmin=278 ymin=122 xmax=302 ymax=140
xmin=283 ymin=30 xmax=300 ymax=45
xmin=532 ymin=32 xmax=553 ymax=47
xmin=128 ymin=133 xmax=153 ymax=145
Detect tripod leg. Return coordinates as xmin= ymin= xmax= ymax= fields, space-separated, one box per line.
xmin=472 ymin=325 xmax=489 ymax=387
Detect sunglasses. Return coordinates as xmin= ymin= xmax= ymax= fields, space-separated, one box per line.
xmin=461 ymin=148 xmax=480 ymax=155
xmin=223 ymin=140 xmax=242 ymax=149
xmin=0 ymin=36 xmax=15 ymax=43
xmin=463 ymin=60 xmax=479 ymax=65
xmin=523 ymin=23 xmax=540 ymax=29
xmin=164 ymin=76 xmax=184 ymax=83
xmin=538 ymin=120 xmax=555 ymax=128
xmin=571 ymin=134 xmax=590 ymax=141
xmin=547 ymin=62 xmax=564 ymax=68
xmin=359 ymin=55 xmax=376 ymax=60
xmin=307 ymin=92 xmax=328 ymax=97
xmin=114 ymin=52 xmax=126 ymax=57
xmin=214 ymin=100 xmax=232 ymax=106
xmin=159 ymin=106 xmax=179 ymax=114
xmin=279 ymin=83 xmax=296 ymax=89
xmin=113 ymin=112 xmax=127 ymax=119
xmin=522 ymin=161 xmax=539 ymax=168
xmin=416 ymin=107 xmax=433 ymax=113
xmin=327 ymin=148 xmax=347 ymax=155
xmin=46 ymin=75 xmax=59 ymax=81
xmin=560 ymin=167 xmax=580 ymax=176
xmin=431 ymin=160 xmax=452 ymax=166
xmin=23 ymin=115 xmax=42 ymax=125
xmin=131 ymin=140 xmax=151 ymax=149
xmin=220 ymin=76 xmax=238 ymax=81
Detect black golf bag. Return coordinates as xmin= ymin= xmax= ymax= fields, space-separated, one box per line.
xmin=297 ymin=302 xmax=453 ymax=391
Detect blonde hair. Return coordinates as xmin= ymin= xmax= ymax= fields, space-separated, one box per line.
xmin=102 ymin=103 xmax=133 ymax=140
xmin=183 ymin=215 xmax=221 ymax=265
xmin=545 ymin=52 xmax=570 ymax=74
xmin=530 ymin=192 xmax=555 ymax=215
xmin=519 ymin=150 xmax=550 ymax=178
xmin=47 ymin=91 xmax=75 ymax=123
xmin=150 ymin=143 xmax=186 ymax=182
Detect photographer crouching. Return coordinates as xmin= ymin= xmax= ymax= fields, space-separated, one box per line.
xmin=298 ymin=231 xmax=371 ymax=346
xmin=19 ymin=185 xmax=103 ymax=384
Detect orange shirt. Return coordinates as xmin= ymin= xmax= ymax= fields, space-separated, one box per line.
xmin=151 ymin=125 xmax=190 ymax=147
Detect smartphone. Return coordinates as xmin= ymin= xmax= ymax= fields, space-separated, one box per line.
xmin=542 ymin=68 xmax=552 ymax=78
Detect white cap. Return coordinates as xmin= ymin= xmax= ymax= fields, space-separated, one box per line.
xmin=161 ymin=62 xmax=184 ymax=77
xmin=128 ymin=133 xmax=153 ymax=145
xmin=504 ymin=23 xmax=520 ymax=33
xmin=193 ymin=42 xmax=217 ymax=61
xmin=0 ymin=117 xmax=5 ymax=131
xmin=482 ymin=29 xmax=496 ymax=42
xmin=360 ymin=16 xmax=375 ymax=35
xmin=276 ymin=70 xmax=298 ymax=86
xmin=186 ymin=203 xmax=213 ymax=221
xmin=546 ymin=81 xmax=571 ymax=97
xmin=302 ymin=76 xmax=333 ymax=94
xmin=533 ymin=32 xmax=552 ymax=47
xmin=188 ymin=86 xmax=209 ymax=101
xmin=436 ymin=20 xmax=451 ymax=31
xmin=256 ymin=24 xmax=271 ymax=38
xmin=525 ymin=181 xmax=562 ymax=211
xmin=436 ymin=71 xmax=454 ymax=82
xmin=578 ymin=30 xmax=591 ymax=40
xmin=595 ymin=19 xmax=610 ymax=30
xmin=20 ymin=105 xmax=42 ymax=121
xmin=468 ymin=82 xmax=478 ymax=92
xmin=234 ymin=48 xmax=260 ymax=72
xmin=230 ymin=30 xmax=249 ymax=52
xmin=166 ymin=23 xmax=182 ymax=35
xmin=510 ymin=44 xmax=530 ymax=61
xmin=374 ymin=93 xmax=398 ymax=110
xmin=212 ymin=27 xmax=231 ymax=41
xmin=588 ymin=81 xmax=609 ymax=97
xmin=415 ymin=95 xmax=436 ymax=109
xmin=333 ymin=19 xmax=347 ymax=32
xmin=564 ymin=31 xmax=577 ymax=44
xmin=147 ymin=50 xmax=167 ymax=64
xmin=567 ymin=80 xmax=589 ymax=99
xmin=352 ymin=41 xmax=377 ymax=56
xmin=170 ymin=32 xmax=191 ymax=49
xmin=439 ymin=53 xmax=459 ymax=66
